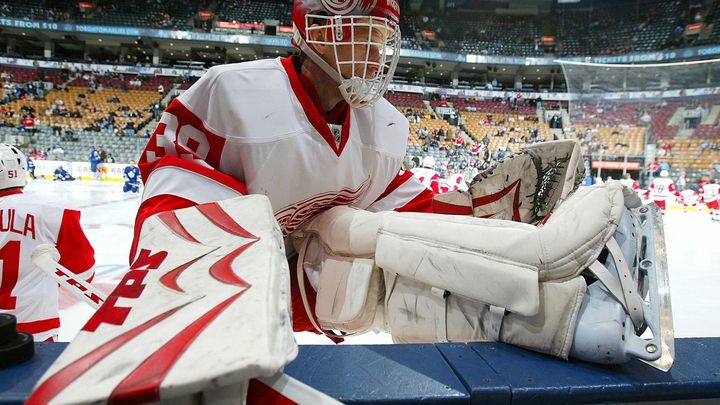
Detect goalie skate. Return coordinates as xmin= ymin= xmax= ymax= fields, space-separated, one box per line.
xmin=572 ymin=201 xmax=674 ymax=371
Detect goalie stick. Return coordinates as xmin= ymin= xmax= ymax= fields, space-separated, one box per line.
xmin=31 ymin=244 xmax=108 ymax=308
xmin=30 ymin=244 xmax=342 ymax=405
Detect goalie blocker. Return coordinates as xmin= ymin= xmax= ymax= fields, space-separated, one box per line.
xmin=291 ymin=141 xmax=674 ymax=370
xmin=28 ymin=195 xmax=299 ymax=404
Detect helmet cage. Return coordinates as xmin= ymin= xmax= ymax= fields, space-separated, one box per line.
xmin=304 ymin=13 xmax=400 ymax=108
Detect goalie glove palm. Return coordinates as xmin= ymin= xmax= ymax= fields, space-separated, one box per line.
xmin=433 ymin=140 xmax=585 ymax=224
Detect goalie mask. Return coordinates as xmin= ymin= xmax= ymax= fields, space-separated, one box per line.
xmin=292 ymin=0 xmax=401 ymax=108
xmin=0 ymin=144 xmax=27 ymax=190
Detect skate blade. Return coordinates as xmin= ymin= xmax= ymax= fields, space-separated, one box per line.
xmin=637 ymin=204 xmax=675 ymax=372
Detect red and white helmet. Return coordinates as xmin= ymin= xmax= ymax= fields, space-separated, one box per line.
xmin=292 ymin=0 xmax=401 ymax=108
xmin=0 ymin=144 xmax=27 ymax=190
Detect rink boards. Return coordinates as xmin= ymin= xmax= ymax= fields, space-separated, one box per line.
xmin=2 ymin=338 xmax=720 ymax=404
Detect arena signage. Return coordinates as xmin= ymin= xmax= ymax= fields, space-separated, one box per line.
xmin=1 ymin=17 xmax=720 ymax=66
xmin=591 ymin=161 xmax=642 ymax=170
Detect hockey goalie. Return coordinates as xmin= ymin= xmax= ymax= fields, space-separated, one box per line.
xmin=28 ymin=140 xmax=673 ymax=404
xmin=28 ymin=0 xmax=672 ymax=402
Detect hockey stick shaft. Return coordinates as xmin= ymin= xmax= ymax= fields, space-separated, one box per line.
xmin=31 ymin=244 xmax=107 ymax=309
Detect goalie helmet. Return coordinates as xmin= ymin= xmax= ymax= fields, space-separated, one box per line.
xmin=291 ymin=0 xmax=401 ymax=108
xmin=0 ymin=144 xmax=27 ymax=190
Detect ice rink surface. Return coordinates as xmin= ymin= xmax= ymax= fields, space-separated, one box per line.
xmin=24 ymin=179 xmax=720 ymax=344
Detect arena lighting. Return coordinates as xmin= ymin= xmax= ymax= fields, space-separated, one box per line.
xmin=78 ymin=2 xmax=93 ymax=11
xmin=198 ymin=10 xmax=213 ymax=19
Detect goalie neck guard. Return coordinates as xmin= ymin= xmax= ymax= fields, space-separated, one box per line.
xmin=291 ymin=0 xmax=401 ymax=108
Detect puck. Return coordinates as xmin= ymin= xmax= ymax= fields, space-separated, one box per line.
xmin=0 ymin=332 xmax=34 ymax=369
xmin=0 ymin=313 xmax=17 ymax=346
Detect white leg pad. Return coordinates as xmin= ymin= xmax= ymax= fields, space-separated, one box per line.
xmin=383 ymin=273 xmax=586 ymax=359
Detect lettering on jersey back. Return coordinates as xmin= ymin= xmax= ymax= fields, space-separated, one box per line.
xmin=0 ymin=209 xmax=36 ymax=239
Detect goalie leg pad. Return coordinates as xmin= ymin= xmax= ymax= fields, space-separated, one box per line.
xmin=376 ymin=183 xmax=624 ymax=316
xmin=383 ymin=273 xmax=586 ymax=359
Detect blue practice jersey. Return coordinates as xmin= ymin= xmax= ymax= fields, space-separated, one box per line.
xmin=124 ymin=166 xmax=140 ymax=183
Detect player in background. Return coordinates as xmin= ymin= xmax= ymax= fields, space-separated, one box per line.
xmin=133 ymin=0 xmax=433 ymax=333
xmin=620 ymin=173 xmax=640 ymax=191
xmin=411 ymin=156 xmax=441 ymax=193
xmin=122 ymin=160 xmax=141 ymax=193
xmin=678 ymin=188 xmax=699 ymax=213
xmin=53 ymin=165 xmax=75 ymax=181
xmin=700 ymin=178 xmax=720 ymax=221
xmin=88 ymin=146 xmax=101 ymax=181
xmin=0 ymin=144 xmax=95 ymax=341
xmin=442 ymin=171 xmax=468 ymax=192
xmin=645 ymin=170 xmax=678 ymax=214
xmin=26 ymin=156 xmax=36 ymax=180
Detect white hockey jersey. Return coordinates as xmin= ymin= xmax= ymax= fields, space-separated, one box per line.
xmin=137 ymin=57 xmax=431 ymax=241
xmin=648 ymin=177 xmax=677 ymax=201
xmin=410 ymin=167 xmax=440 ymax=193
xmin=620 ymin=178 xmax=639 ymax=190
xmin=701 ymin=183 xmax=720 ymax=203
xmin=135 ymin=56 xmax=434 ymax=332
xmin=679 ymin=189 xmax=699 ymax=206
xmin=0 ymin=189 xmax=95 ymax=341
xmin=446 ymin=173 xmax=468 ymax=192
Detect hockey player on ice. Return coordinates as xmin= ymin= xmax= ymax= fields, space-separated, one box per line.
xmin=678 ymin=188 xmax=700 ymax=213
xmin=700 ymin=178 xmax=720 ymax=221
xmin=0 ymin=145 xmax=95 ymax=342
xmin=646 ymin=170 xmax=678 ymax=214
xmin=411 ymin=155 xmax=441 ymax=193
xmin=26 ymin=1 xmax=675 ymax=403
xmin=122 ymin=160 xmax=141 ymax=193
xmin=620 ymin=172 xmax=640 ymax=191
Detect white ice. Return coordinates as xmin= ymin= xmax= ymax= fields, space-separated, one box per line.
xmin=23 ymin=180 xmax=720 ymax=344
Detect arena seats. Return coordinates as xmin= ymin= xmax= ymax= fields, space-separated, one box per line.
xmin=215 ymin=0 xmax=291 ymax=26
xmin=2 ymin=0 xmax=718 ymax=57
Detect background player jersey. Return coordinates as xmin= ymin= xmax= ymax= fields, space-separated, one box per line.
xmin=410 ymin=167 xmax=441 ymax=193
xmin=648 ymin=178 xmax=676 ymax=200
xmin=679 ymin=189 xmax=699 ymax=206
xmin=620 ymin=178 xmax=640 ymax=190
xmin=136 ymin=56 xmax=432 ymax=244
xmin=0 ymin=190 xmax=95 ymax=341
xmin=701 ymin=184 xmax=720 ymax=202
xmin=124 ymin=166 xmax=140 ymax=184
